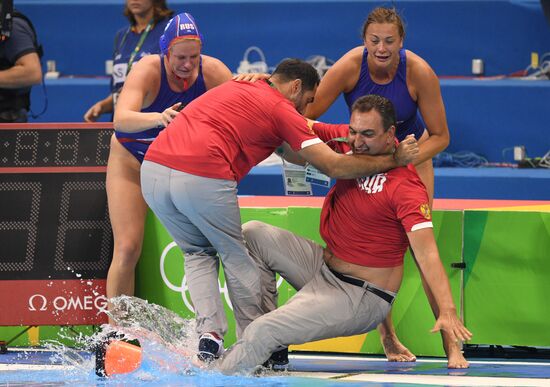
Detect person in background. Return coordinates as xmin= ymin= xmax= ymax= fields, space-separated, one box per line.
xmin=215 ymin=95 xmax=471 ymax=374
xmin=83 ymin=0 xmax=173 ymax=122
xmin=103 ymin=12 xmax=232 ymax=322
xmin=0 ymin=6 xmax=42 ymax=122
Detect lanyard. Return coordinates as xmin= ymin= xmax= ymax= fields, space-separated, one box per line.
xmin=323 ymin=137 xmax=348 ymax=152
xmin=327 ymin=137 xmax=348 ymax=144
xmin=119 ymin=19 xmax=154 ymax=75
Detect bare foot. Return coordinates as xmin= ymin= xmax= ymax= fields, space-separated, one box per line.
xmin=447 ymin=346 xmax=469 ymax=368
xmin=381 ymin=335 xmax=416 ymax=362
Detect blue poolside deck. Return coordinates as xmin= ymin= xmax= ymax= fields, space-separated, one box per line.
xmin=1 ymin=349 xmax=550 ymax=386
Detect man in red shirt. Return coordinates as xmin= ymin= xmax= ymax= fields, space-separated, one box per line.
xmin=215 ymin=94 xmax=472 ymax=374
xmin=141 ymin=60 xmax=419 ymax=361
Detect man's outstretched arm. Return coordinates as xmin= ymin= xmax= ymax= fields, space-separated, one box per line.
xmin=407 ymin=228 xmax=472 ymax=343
xmin=298 ymin=135 xmax=418 ymax=179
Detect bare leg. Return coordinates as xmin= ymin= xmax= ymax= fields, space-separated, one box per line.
xmin=378 ymin=311 xmax=416 ymax=362
xmin=105 ymin=136 xmax=149 ymax=323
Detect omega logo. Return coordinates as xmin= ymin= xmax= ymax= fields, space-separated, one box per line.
xmin=28 ymin=293 xmax=108 ymax=313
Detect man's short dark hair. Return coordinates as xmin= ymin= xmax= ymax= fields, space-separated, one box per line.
xmin=272 ymin=59 xmax=320 ymax=91
xmin=351 ymin=95 xmax=396 ymax=131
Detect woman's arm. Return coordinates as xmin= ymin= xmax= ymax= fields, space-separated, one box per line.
xmin=305 ymin=47 xmax=363 ymax=119
xmin=113 ymin=55 xmax=169 ymax=132
xmin=408 ymin=52 xmax=450 ymax=165
xmin=84 ymin=94 xmax=114 ymax=122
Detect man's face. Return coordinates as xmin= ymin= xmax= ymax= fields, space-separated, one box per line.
xmin=167 ymin=40 xmax=202 ymax=79
xmin=290 ymin=84 xmax=317 ymax=115
xmin=348 ymin=109 xmax=394 ymax=155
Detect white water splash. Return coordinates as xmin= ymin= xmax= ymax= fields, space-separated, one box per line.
xmin=1 ymin=296 xmax=327 ymax=386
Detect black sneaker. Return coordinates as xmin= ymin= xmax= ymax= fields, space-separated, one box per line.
xmin=263 ymin=348 xmax=289 ymax=371
xmin=197 ymin=332 xmax=224 ymax=362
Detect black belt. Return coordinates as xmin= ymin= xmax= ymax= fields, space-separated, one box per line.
xmin=329 ymin=268 xmax=395 ymax=304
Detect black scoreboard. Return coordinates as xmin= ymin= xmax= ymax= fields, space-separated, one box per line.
xmin=0 ymin=123 xmax=114 ymax=281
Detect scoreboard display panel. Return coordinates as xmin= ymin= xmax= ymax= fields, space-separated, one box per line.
xmin=0 ymin=123 xmax=114 ymax=326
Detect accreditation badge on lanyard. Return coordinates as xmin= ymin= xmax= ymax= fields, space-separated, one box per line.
xmin=304 ymin=164 xmax=331 ymax=187
xmin=112 ymin=20 xmax=154 ymax=110
xmin=282 ymin=160 xmax=312 ymax=196
xmin=304 ymin=136 xmax=348 ymax=187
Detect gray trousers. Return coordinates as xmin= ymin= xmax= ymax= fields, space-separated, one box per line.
xmin=217 ymin=221 xmax=395 ymax=374
xmin=140 ymin=161 xmax=262 ymax=338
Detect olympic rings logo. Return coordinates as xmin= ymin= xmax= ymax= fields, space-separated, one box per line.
xmin=159 ymin=242 xmax=284 ymax=313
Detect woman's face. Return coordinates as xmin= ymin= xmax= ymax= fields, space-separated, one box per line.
xmin=126 ymin=0 xmax=154 ymax=17
xmin=364 ymin=22 xmax=403 ymax=69
xmin=167 ymin=40 xmax=202 ymax=80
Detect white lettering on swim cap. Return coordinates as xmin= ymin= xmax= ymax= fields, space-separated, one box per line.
xmin=180 ymin=23 xmax=196 ymax=32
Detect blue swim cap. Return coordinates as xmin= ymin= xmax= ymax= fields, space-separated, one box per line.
xmin=159 ymin=13 xmax=203 ymax=56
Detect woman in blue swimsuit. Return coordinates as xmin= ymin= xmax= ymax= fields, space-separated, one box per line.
xmin=104 ymin=12 xmax=232 ymax=320
xmin=306 ymin=7 xmax=449 ymax=206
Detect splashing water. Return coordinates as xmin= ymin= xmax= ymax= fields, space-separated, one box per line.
xmin=103 ymin=295 xmax=200 ymax=374
xmin=108 ymin=295 xmax=198 ymax=350
xmin=0 ymin=296 xmax=355 ymax=386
